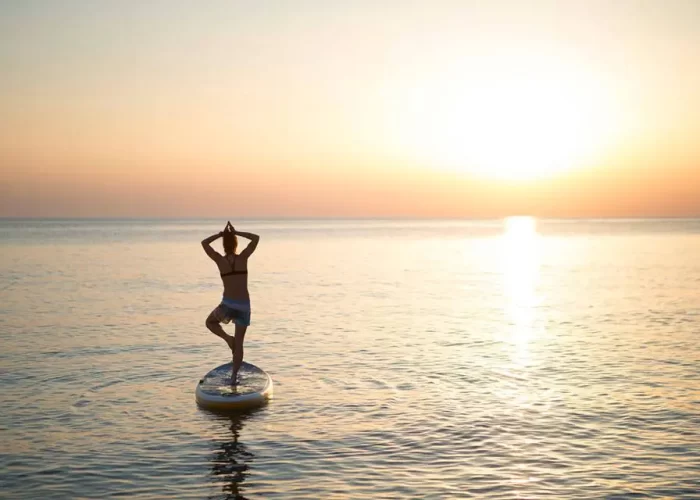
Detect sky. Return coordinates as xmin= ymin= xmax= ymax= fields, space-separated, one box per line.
xmin=1 ymin=0 xmax=699 ymax=218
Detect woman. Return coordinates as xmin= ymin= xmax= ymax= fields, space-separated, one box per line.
xmin=202 ymin=221 xmax=260 ymax=384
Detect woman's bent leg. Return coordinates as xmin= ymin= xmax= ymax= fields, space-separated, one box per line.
xmin=205 ymin=312 xmax=236 ymax=355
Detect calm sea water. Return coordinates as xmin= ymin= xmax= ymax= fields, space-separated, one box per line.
xmin=1 ymin=218 xmax=699 ymax=499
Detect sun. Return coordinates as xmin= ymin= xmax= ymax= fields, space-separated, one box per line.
xmin=390 ymin=57 xmax=617 ymax=181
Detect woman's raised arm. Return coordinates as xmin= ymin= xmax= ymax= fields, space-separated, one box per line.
xmin=201 ymin=231 xmax=224 ymax=261
xmin=235 ymin=230 xmax=260 ymax=258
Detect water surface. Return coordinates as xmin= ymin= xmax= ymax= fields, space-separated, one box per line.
xmin=1 ymin=218 xmax=699 ymax=498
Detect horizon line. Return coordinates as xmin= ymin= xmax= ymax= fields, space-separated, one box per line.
xmin=2 ymin=215 xmax=700 ymax=222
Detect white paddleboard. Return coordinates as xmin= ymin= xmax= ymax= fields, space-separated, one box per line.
xmin=195 ymin=361 xmax=273 ymax=411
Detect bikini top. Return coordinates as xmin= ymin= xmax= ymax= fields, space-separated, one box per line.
xmin=220 ymin=254 xmax=248 ymax=277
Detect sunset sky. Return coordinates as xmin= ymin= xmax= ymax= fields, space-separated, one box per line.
xmin=1 ymin=0 xmax=699 ymax=218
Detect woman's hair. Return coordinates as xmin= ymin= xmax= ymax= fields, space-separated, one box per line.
xmin=222 ymin=230 xmax=238 ymax=255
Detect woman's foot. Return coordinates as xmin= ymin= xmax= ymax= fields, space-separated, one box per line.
xmin=224 ymin=334 xmax=236 ymax=352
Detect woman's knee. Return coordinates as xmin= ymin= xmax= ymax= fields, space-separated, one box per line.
xmin=205 ymin=316 xmax=218 ymax=330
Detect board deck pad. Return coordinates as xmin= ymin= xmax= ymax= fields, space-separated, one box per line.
xmin=197 ymin=361 xmax=270 ymax=398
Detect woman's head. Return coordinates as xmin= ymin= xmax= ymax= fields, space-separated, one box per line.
xmin=222 ymin=229 xmax=237 ymax=255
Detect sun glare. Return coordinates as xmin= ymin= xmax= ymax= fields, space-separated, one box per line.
xmin=501 ymin=216 xmax=540 ymax=354
xmin=393 ymin=56 xmax=618 ymax=181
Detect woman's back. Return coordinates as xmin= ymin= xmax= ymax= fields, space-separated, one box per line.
xmin=218 ymin=253 xmax=250 ymax=301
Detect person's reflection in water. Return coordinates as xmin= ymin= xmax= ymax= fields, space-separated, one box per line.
xmin=209 ymin=410 xmax=257 ymax=500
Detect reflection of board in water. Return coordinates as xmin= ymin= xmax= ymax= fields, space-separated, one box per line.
xmin=196 ymin=361 xmax=273 ymax=411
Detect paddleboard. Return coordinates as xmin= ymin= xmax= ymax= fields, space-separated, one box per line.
xmin=195 ymin=361 xmax=273 ymax=411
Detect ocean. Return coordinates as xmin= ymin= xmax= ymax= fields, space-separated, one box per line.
xmin=1 ymin=218 xmax=699 ymax=499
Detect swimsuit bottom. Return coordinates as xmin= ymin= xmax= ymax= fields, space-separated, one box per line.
xmin=213 ymin=297 xmax=251 ymax=327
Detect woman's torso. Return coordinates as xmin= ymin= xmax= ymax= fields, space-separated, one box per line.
xmin=217 ymin=253 xmax=249 ymax=301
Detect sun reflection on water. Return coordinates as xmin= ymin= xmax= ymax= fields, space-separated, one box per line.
xmin=501 ymin=216 xmax=541 ymax=365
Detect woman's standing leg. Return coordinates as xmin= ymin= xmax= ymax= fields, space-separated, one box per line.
xmin=231 ymin=324 xmax=247 ymax=384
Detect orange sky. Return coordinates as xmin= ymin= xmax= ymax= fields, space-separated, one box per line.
xmin=1 ymin=1 xmax=699 ymax=218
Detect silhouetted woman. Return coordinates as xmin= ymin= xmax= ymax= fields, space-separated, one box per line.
xmin=202 ymin=221 xmax=260 ymax=384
